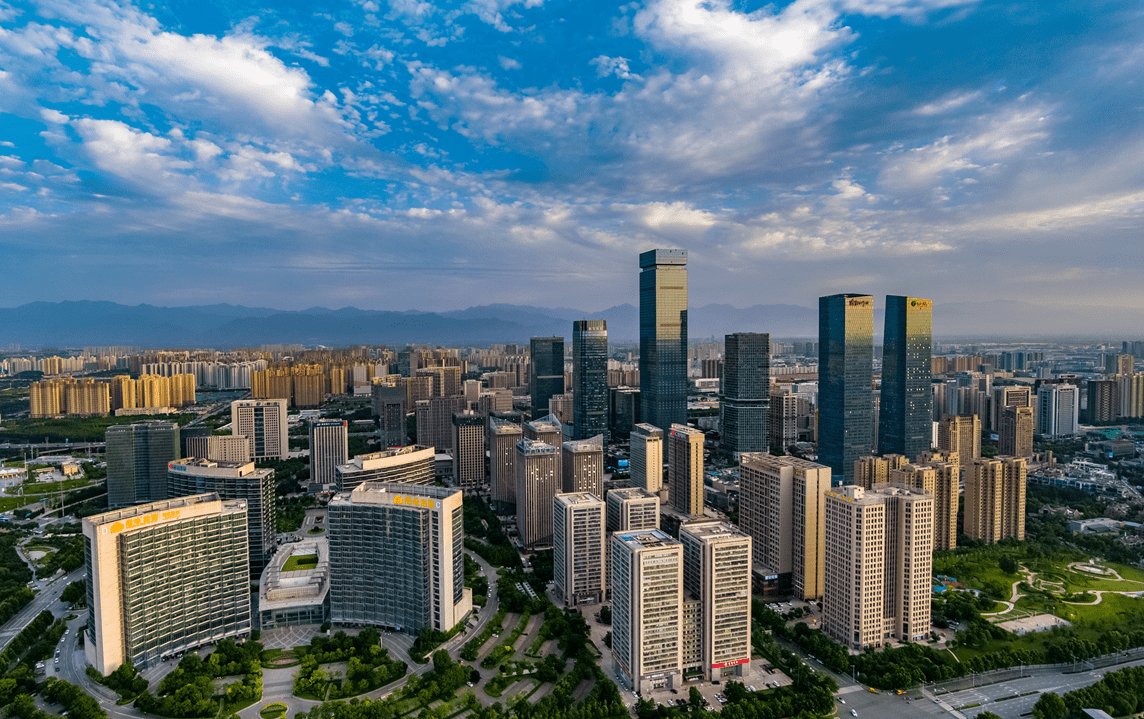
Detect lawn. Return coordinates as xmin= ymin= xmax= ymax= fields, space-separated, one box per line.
xmin=282 ymin=554 xmax=319 ymax=572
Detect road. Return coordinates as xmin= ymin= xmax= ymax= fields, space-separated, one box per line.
xmin=0 ymin=569 xmax=82 ymax=654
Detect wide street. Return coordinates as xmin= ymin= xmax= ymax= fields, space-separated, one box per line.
xmin=0 ymin=568 xmax=82 ymax=652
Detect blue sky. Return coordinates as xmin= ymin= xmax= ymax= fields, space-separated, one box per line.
xmin=0 ymin=0 xmax=1142 ymax=312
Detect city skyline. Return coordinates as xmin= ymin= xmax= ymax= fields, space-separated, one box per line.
xmin=1 ymin=1 xmax=1142 ymax=312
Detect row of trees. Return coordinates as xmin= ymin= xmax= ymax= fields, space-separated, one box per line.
xmin=1033 ymin=666 xmax=1144 ymax=718
xmin=293 ymin=629 xmax=406 ymax=699
xmin=134 ymin=638 xmax=262 ymax=717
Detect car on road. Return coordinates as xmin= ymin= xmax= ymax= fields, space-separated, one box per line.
xmin=850 ymin=710 xmax=857 ymax=717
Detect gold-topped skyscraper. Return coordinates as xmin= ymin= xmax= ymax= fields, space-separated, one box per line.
xmin=639 ymin=249 xmax=688 ymax=431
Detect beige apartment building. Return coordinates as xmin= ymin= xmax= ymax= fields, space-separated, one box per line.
xmin=668 ymin=424 xmax=704 ymax=517
xmin=891 ymin=460 xmax=959 ymax=550
xmin=630 ymin=423 xmax=664 ymax=493
xmin=489 ymin=419 xmax=522 ymax=511
xmin=937 ymin=414 xmax=981 ymax=467
xmin=999 ymin=405 xmax=1034 ymax=458
xmin=415 ymin=396 xmax=466 ymax=454
xmin=83 ymin=494 xmax=251 ymax=675
xmin=553 ymin=493 xmax=606 ymax=606
xmin=516 ymin=438 xmax=559 ymax=549
xmin=738 ymin=454 xmax=830 ymax=599
xmin=964 ymin=456 xmax=1027 ymax=543
xmin=853 ymin=454 xmax=908 ymax=489
xmin=992 ymin=385 xmax=1032 ymax=433
xmin=611 ymin=529 xmax=684 ymax=693
xmin=605 ymin=487 xmax=660 ymax=532
xmin=231 ymin=399 xmax=288 ymax=460
xmin=562 ymin=436 xmax=604 ymax=495
xmin=823 ymin=484 xmax=933 ymax=650
xmin=679 ymin=521 xmax=752 ymax=682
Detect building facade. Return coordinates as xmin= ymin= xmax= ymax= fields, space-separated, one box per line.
xmin=999 ymin=405 xmax=1034 ymax=458
xmin=818 ymin=294 xmax=875 ymax=484
xmin=679 ymin=521 xmax=752 ymax=682
xmin=611 ymin=529 xmax=683 ymax=693
xmin=531 ymin=336 xmax=565 ymax=419
xmin=562 ymin=436 xmax=605 ymax=495
xmin=452 ymin=412 xmax=485 ymax=488
xmin=606 ymin=487 xmax=660 ymax=532
xmin=516 ymin=438 xmax=559 ymax=549
xmin=185 ymin=434 xmax=252 ymax=464
xmin=489 ymin=419 xmax=522 ymax=511
xmin=231 ymin=399 xmax=288 ymax=460
xmin=1036 ymin=384 xmax=1079 ymax=438
xmin=573 ymin=320 xmax=609 ymax=441
xmin=334 ymin=446 xmax=435 ymax=491
xmin=937 ymin=414 xmax=981 ymax=466
xmin=106 ymin=421 xmax=180 ymax=507
xmin=878 ymin=296 xmax=933 ymax=459
xmin=720 ymin=333 xmax=770 ymax=456
xmin=630 ymin=423 xmax=664 ymax=493
xmin=309 ymin=419 xmax=348 ymax=492
xmin=371 ymin=378 xmax=407 ymax=447
xmin=639 ymin=249 xmax=688 ymax=432
xmin=668 ymin=424 xmax=704 ymax=517
xmin=964 ymin=457 xmax=1027 ymax=543
xmin=553 ymin=492 xmax=606 ymax=606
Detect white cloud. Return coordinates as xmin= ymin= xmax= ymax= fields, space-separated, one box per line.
xmin=70 ymin=118 xmax=191 ymax=186
xmin=498 ymin=55 xmax=521 ymax=70
xmin=590 ymin=55 xmax=638 ymax=79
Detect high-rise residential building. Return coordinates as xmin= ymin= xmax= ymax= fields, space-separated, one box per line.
xmin=768 ymin=391 xmax=801 ymax=452
xmin=991 ymin=385 xmax=1032 ymax=434
xmin=167 ymin=458 xmax=276 ymax=576
xmin=818 ymin=294 xmax=875 ymax=484
xmin=606 ymin=487 xmax=660 ymax=532
xmin=415 ymin=366 xmax=462 ymax=399
xmin=852 ymin=454 xmax=908 ymax=489
xmin=999 ymin=405 xmax=1034 ymax=458
xmin=668 ymin=424 xmax=704 ymax=517
xmin=185 ymin=435 xmax=252 ymax=464
xmin=630 ymin=423 xmax=664 ymax=493
xmin=309 ymin=419 xmax=348 ymax=492
xmin=937 ymin=414 xmax=981 ymax=466
xmin=738 ymin=454 xmax=830 ymax=599
xmin=1120 ymin=373 xmax=1144 ymax=419
xmin=878 ymin=296 xmax=932 ymax=459
xmin=639 ymin=249 xmax=688 ymax=432
xmin=415 ymin=396 xmax=466 ymax=453
xmin=334 ymin=446 xmax=434 ymax=491
xmin=823 ymin=484 xmax=933 ymax=650
xmin=679 ymin=521 xmax=752 ymax=682
xmin=548 ymin=392 xmax=574 ymax=426
xmin=573 ymin=320 xmax=609 ymax=441
xmin=889 ymin=462 xmax=957 ymax=551
xmin=720 ymin=333 xmax=770 ymax=456
xmin=1088 ymin=380 xmax=1120 ymax=423
xmin=371 ymin=378 xmax=407 ymax=447
xmin=516 ymin=438 xmax=559 ymax=549
xmin=106 ymin=421 xmax=180 ymax=507
xmin=489 ymin=419 xmax=521 ymax=512
xmin=531 ymin=336 xmax=565 ymax=419
xmin=562 ymin=436 xmax=605 ymax=495
xmin=964 ymin=457 xmax=1027 ymax=543
xmin=452 ymin=412 xmax=485 ymax=488
xmin=1036 ymin=384 xmax=1079 ymax=438
xmin=328 ymin=483 xmax=470 ymax=632
xmin=611 ymin=529 xmax=683 ymax=693
xmin=231 ymin=399 xmax=288 ymax=460
xmin=553 ymin=492 xmax=606 ymax=606
xmin=83 ymin=494 xmax=251 ymax=675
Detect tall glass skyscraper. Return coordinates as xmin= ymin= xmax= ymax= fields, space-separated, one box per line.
xmin=639 ymin=249 xmax=688 ymax=432
xmin=530 ymin=336 xmax=564 ymax=419
xmin=573 ymin=320 xmax=609 ymax=440
xmin=878 ymin=296 xmax=933 ymax=460
xmin=106 ymin=421 xmax=180 ymax=507
xmin=720 ymin=332 xmax=770 ymax=455
xmin=818 ymin=294 xmax=874 ymax=485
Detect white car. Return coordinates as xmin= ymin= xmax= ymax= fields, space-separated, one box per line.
xmin=851 ymin=710 xmax=857 ymax=717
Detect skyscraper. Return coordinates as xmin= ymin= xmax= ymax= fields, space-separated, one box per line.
xmin=516 ymin=438 xmax=559 ymax=549
xmin=1036 ymin=384 xmax=1079 ymax=438
xmin=231 ymin=399 xmax=288 ymax=460
xmin=937 ymin=414 xmax=981 ymax=466
xmin=531 ymin=336 xmax=565 ymax=419
xmin=334 ymin=446 xmax=435 ymax=491
xmin=553 ymin=492 xmax=606 ymax=606
xmin=1088 ymin=379 xmax=1119 ymax=423
xmin=611 ymin=529 xmax=683 ymax=693
xmin=720 ymin=333 xmax=770 ymax=455
xmin=309 ymin=419 xmax=348 ymax=492
xmin=679 ymin=521 xmax=752 ymax=682
xmin=452 ymin=412 xmax=485 ymax=488
xmin=489 ymin=419 xmax=522 ymax=512
xmin=964 ymin=457 xmax=1026 ymax=543
xmin=562 ymin=436 xmax=605 ymax=495
xmin=668 ymin=424 xmax=704 ymax=517
xmin=572 ymin=320 xmax=609 ymax=440
xmin=639 ymin=249 xmax=688 ymax=432
xmin=630 ymin=423 xmax=664 ymax=493
xmin=998 ymin=405 xmax=1034 ymax=458
xmin=106 ymin=421 xmax=180 ymax=507
xmin=818 ymin=294 xmax=874 ymax=485
xmin=878 ymin=296 xmax=932 ymax=459
xmin=991 ymin=385 xmax=1031 ymax=434
xmin=371 ymin=377 xmax=407 ymax=447
xmin=605 ymin=487 xmax=660 ymax=532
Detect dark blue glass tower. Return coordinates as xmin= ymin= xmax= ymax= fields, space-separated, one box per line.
xmin=530 ymin=336 xmax=564 ymax=419
xmin=721 ymin=332 xmax=770 ymax=455
xmin=573 ymin=320 xmax=609 ymax=440
xmin=639 ymin=249 xmax=688 ymax=432
xmin=878 ymin=296 xmax=933 ymax=460
xmin=818 ymin=294 xmax=874 ymax=485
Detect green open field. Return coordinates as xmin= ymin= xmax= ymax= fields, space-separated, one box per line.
xmin=282 ymin=554 xmax=319 ymax=572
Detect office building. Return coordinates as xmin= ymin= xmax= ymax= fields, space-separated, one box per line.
xmin=852 ymin=454 xmax=908 ymax=489
xmin=937 ymin=414 xmax=981 ymax=467
xmin=335 ymin=446 xmax=434 ymax=491
xmin=562 ymin=436 xmax=605 ymax=495
xmin=167 ymin=458 xmax=276 ymax=576
xmin=489 ymin=419 xmax=522 ymax=511
xmin=639 ymin=249 xmax=688 ymax=432
xmin=606 ymin=487 xmax=660 ymax=532
xmin=668 ymin=424 xmax=704 ymax=517
xmin=630 ymin=423 xmax=664 ymax=493
xmin=999 ymin=405 xmax=1034 ymax=458
xmin=549 ymin=392 xmax=574 ymax=426
xmin=573 ymin=320 xmax=609 ymax=441
xmin=823 ymin=484 xmax=933 ymax=650
xmin=231 ymin=399 xmax=288 ymax=461
xmin=371 ymin=378 xmax=407 ymax=447
xmin=531 ymin=336 xmax=565 ymax=419
xmin=516 ymin=439 xmax=559 ymax=549
xmin=768 ymin=391 xmax=801 ymax=452
xmin=610 ymin=386 xmax=641 ymax=437
xmin=889 ymin=462 xmax=957 ymax=551
xmin=679 ymin=521 xmax=752 ymax=682
xmin=878 ymin=296 xmax=932 ymax=459
xmin=416 ymin=396 xmax=466 ymax=454
xmin=106 ymin=421 xmax=180 ymax=507
xmin=309 ymin=419 xmax=348 ymax=493
xmin=991 ymin=386 xmax=1032 ymax=434
xmin=1036 ymin=384 xmax=1079 ymax=438
xmin=524 ymin=414 xmax=564 ymax=478
xmin=1088 ymin=380 xmax=1119 ymax=423
xmin=720 ymin=333 xmax=770 ymax=456
xmin=185 ymin=434 xmax=252 ymax=464
xmin=738 ymin=454 xmax=830 ymax=599
xmin=611 ymin=529 xmax=683 ymax=693
xmin=83 ymin=494 xmax=251 ymax=675
xmin=553 ymin=492 xmax=606 ymax=606
xmin=328 ymin=483 xmax=470 ymax=632
xmin=818 ymin=294 xmax=875 ymax=484
xmin=964 ymin=457 xmax=1027 ymax=543
xmin=452 ymin=412 xmax=485 ymax=488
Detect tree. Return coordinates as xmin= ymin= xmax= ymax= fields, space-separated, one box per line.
xmin=1032 ymin=691 xmax=1067 ymax=719
xmin=999 ymin=557 xmax=1019 ymax=574
xmin=688 ymin=686 xmax=703 ymax=710
xmin=598 ymin=605 xmax=611 ymax=624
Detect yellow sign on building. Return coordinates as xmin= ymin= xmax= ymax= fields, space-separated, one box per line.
xmin=393 ymin=495 xmax=435 ymax=509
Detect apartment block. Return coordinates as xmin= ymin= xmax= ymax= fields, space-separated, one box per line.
xmin=937 ymin=414 xmax=981 ymax=467
xmin=852 ymin=454 xmax=908 ymax=489
xmin=611 ymin=529 xmax=684 ymax=693
xmin=553 ymin=493 xmax=606 ymax=606
xmin=964 ymin=456 xmax=1027 ymax=543
xmin=999 ymin=405 xmax=1034 ymax=458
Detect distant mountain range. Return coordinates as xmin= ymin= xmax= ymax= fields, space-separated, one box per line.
xmin=0 ymin=300 xmax=1140 ymax=348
